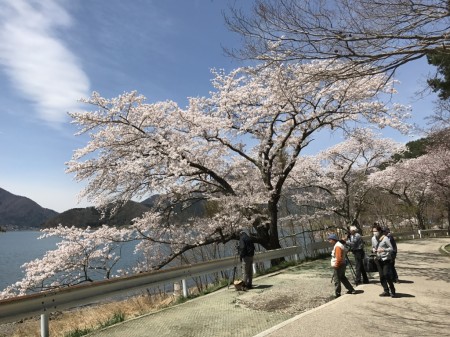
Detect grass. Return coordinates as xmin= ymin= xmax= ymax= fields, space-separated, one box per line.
xmin=5 ymin=293 xmax=175 ymax=337
xmin=64 ymin=327 xmax=92 ymax=337
xmin=439 ymin=243 xmax=450 ymax=255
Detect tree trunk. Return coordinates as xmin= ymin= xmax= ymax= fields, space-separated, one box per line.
xmin=446 ymin=202 xmax=450 ymax=236
xmin=416 ymin=211 xmax=426 ymax=230
xmin=267 ymin=196 xmax=283 ymax=266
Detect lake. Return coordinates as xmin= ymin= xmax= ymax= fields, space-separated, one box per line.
xmin=0 ymin=231 xmax=139 ymax=292
xmin=0 ymin=231 xmax=61 ymax=291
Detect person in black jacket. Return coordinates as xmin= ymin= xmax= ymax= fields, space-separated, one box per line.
xmin=345 ymin=225 xmax=369 ymax=285
xmin=238 ymin=230 xmax=255 ymax=289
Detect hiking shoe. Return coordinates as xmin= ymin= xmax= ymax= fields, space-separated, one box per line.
xmin=390 ymin=292 xmax=396 ymax=298
xmin=379 ymin=292 xmax=390 ymax=297
xmin=346 ymin=289 xmax=356 ymax=294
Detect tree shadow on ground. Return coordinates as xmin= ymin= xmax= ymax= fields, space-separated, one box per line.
xmin=397 ymin=251 xmax=450 ymax=283
xmin=365 ymin=301 xmax=450 ymax=336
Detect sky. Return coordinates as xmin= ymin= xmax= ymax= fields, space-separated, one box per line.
xmin=0 ymin=0 xmax=439 ymax=213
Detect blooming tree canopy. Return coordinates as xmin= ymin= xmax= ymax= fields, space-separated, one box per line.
xmin=370 ymin=132 xmax=450 ymax=229
xmin=66 ymin=60 xmax=408 ymax=267
xmin=286 ymin=128 xmax=404 ymax=230
xmin=367 ymin=157 xmax=434 ymax=229
xmin=0 ymin=225 xmax=132 ymax=299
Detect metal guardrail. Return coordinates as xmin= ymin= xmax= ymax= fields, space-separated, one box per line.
xmin=308 ymin=229 xmax=449 ymax=253
xmin=0 ymin=245 xmax=302 ymax=326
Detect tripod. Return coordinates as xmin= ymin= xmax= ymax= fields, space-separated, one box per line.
xmin=345 ymin=253 xmax=357 ymax=284
xmin=228 ymin=253 xmax=239 ymax=289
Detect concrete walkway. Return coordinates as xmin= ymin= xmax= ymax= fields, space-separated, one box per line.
xmin=256 ymin=238 xmax=450 ymax=337
xmin=87 ymin=238 xmax=450 ymax=337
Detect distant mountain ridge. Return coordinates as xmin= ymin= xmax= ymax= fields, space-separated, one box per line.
xmin=41 ymin=201 xmax=151 ymax=228
xmin=0 ymin=188 xmax=59 ymax=229
xmin=0 ymin=187 xmax=207 ymax=230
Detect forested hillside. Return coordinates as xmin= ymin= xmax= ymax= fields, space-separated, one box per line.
xmin=0 ymin=188 xmax=58 ymax=229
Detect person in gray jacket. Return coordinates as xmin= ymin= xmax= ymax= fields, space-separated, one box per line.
xmin=346 ymin=225 xmax=369 ymax=285
xmin=372 ymin=223 xmax=396 ymax=297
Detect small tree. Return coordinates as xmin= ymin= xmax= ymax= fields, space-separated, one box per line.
xmin=0 ymin=225 xmax=131 ymax=299
xmin=287 ymin=128 xmax=403 ymax=231
xmin=367 ymin=158 xmax=433 ymax=229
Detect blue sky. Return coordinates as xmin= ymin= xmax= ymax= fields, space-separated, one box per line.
xmin=0 ymin=0 xmax=438 ymax=213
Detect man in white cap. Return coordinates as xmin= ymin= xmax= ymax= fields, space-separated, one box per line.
xmin=346 ymin=226 xmax=369 ymax=285
xmin=328 ymin=233 xmax=356 ymax=298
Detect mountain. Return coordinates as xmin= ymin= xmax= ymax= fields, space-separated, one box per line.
xmin=0 ymin=188 xmax=59 ymax=230
xmin=0 ymin=187 xmax=208 ymax=230
xmin=41 ymin=200 xmax=151 ymax=228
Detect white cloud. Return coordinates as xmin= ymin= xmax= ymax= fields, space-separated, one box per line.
xmin=0 ymin=0 xmax=90 ymax=125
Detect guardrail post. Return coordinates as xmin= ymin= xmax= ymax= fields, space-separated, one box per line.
xmin=41 ymin=313 xmax=49 ymax=337
xmin=173 ymin=282 xmax=181 ymax=297
xmin=182 ymin=279 xmax=188 ymax=298
xmin=418 ymin=230 xmax=422 ymax=239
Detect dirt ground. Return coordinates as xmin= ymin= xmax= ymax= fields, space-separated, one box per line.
xmin=235 ymin=257 xmax=340 ymax=315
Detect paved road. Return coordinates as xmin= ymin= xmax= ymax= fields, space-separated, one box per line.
xmin=256 ymin=238 xmax=450 ymax=337
xmin=87 ymin=238 xmax=450 ymax=337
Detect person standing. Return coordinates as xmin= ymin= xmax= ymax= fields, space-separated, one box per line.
xmin=346 ymin=225 xmax=369 ymax=285
xmin=238 ymin=230 xmax=255 ymax=289
xmin=383 ymin=227 xmax=399 ymax=283
xmin=371 ymin=224 xmax=396 ymax=297
xmin=328 ymin=233 xmax=356 ymax=298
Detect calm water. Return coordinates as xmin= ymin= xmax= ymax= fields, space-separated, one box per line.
xmin=0 ymin=231 xmax=139 ymax=292
xmin=0 ymin=231 xmax=60 ymax=291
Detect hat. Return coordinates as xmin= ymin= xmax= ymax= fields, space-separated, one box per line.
xmin=349 ymin=226 xmax=357 ymax=232
xmin=327 ymin=233 xmax=339 ymax=241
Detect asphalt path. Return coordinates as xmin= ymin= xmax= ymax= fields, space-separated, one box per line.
xmin=255 ymin=238 xmax=450 ymax=337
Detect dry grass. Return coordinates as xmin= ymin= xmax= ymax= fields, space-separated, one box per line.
xmin=2 ymin=292 xmax=176 ymax=337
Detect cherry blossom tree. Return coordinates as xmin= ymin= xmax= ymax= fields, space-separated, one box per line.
xmin=367 ymin=157 xmax=434 ymax=229
xmin=0 ymin=225 xmax=132 ymax=299
xmin=66 ymin=61 xmax=409 ymax=270
xmin=409 ymin=142 xmax=450 ymax=229
xmin=286 ymin=129 xmax=403 ymax=231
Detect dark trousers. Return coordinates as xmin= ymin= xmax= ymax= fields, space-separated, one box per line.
xmin=376 ymin=259 xmax=396 ymax=294
xmin=333 ymin=265 xmax=354 ymax=296
xmin=392 ymin=256 xmax=399 ymax=281
xmin=241 ymin=256 xmax=253 ymax=287
xmin=353 ymin=250 xmax=369 ymax=283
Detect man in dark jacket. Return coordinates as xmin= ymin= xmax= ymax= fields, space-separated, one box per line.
xmin=346 ymin=225 xmax=369 ymax=285
xmin=238 ymin=230 xmax=255 ymax=289
xmin=383 ymin=227 xmax=399 ymax=283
